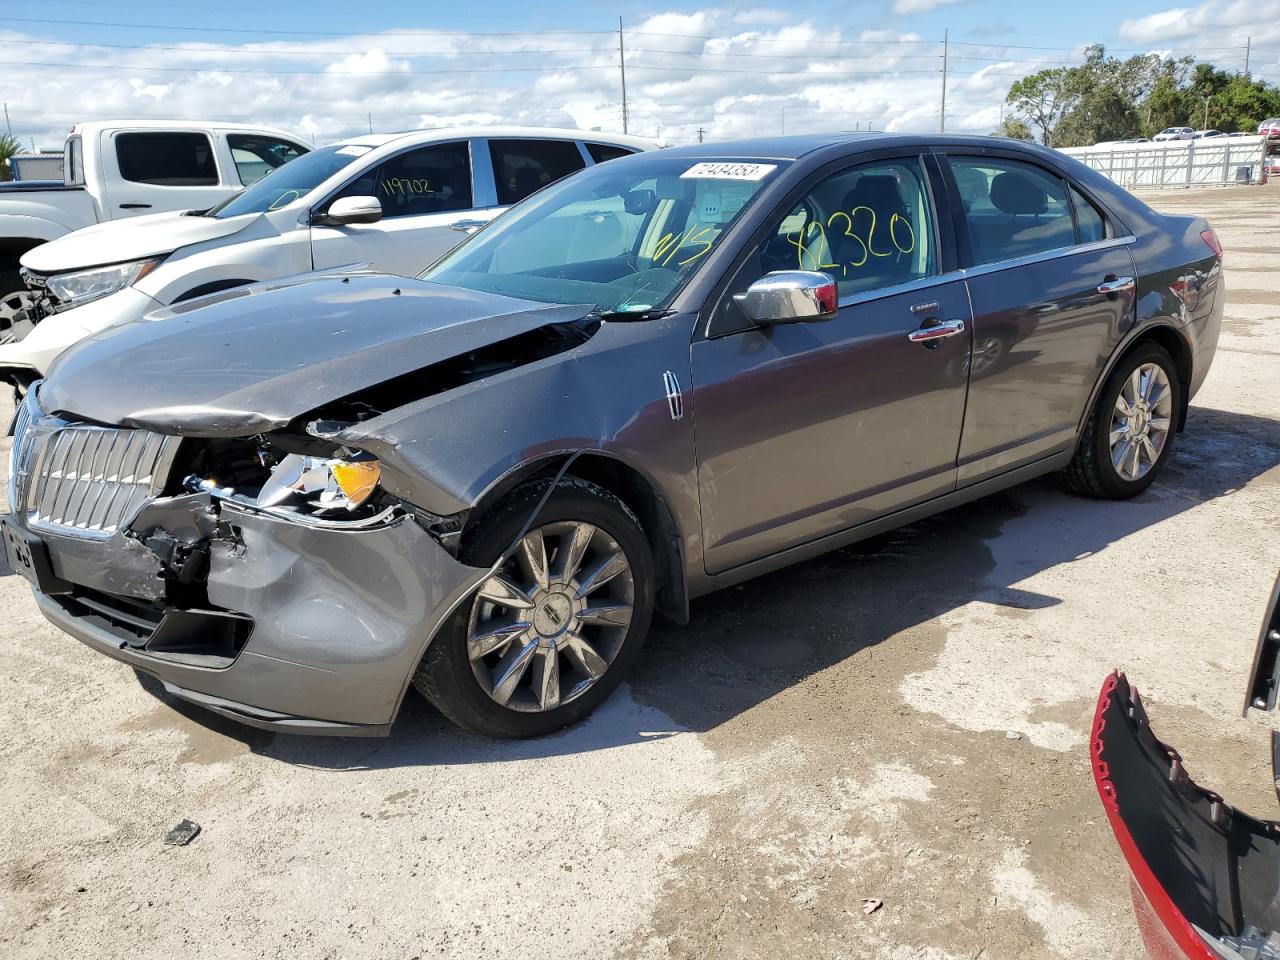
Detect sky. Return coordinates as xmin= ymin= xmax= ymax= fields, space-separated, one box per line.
xmin=3 ymin=0 xmax=1279 ymax=150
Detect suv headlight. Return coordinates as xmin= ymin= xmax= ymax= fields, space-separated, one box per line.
xmin=45 ymin=258 xmax=162 ymax=307
xmin=256 ymin=453 xmax=382 ymax=514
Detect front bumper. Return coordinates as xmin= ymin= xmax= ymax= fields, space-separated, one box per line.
xmin=1092 ymin=672 xmax=1280 ymax=959
xmin=0 ymin=286 xmax=159 ymax=381
xmin=11 ymin=494 xmax=487 ymax=736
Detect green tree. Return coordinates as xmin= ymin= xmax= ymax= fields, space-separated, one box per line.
xmin=993 ymin=117 xmax=1034 ymax=140
xmin=1006 ymin=67 xmax=1075 ymax=146
xmin=0 ymin=134 xmax=20 ymax=183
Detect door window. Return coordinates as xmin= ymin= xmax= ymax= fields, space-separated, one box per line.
xmin=227 ymin=134 xmax=308 ymax=186
xmin=760 ymin=159 xmax=936 ymax=297
xmin=1070 ymin=185 xmax=1107 ymax=244
xmin=488 ymin=139 xmax=586 ymax=206
xmin=115 ymin=132 xmax=218 ymax=186
xmin=585 ymin=142 xmax=636 ymax=165
xmin=335 ymin=141 xmax=473 ymax=219
xmin=949 ymin=157 xmax=1076 ymax=265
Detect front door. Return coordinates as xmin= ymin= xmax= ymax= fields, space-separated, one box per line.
xmin=942 ymin=154 xmax=1137 ymax=483
xmin=310 ymin=140 xmax=493 ymax=277
xmin=691 ymin=156 xmax=972 ymax=574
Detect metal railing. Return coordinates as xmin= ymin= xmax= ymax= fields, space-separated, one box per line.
xmin=1060 ymin=137 xmax=1269 ymax=190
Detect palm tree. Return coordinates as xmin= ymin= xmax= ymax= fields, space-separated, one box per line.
xmin=0 ymin=133 xmax=21 ymax=182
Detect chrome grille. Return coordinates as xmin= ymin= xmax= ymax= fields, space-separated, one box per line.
xmin=26 ymin=425 xmax=178 ymax=537
xmin=7 ymin=390 xmax=38 ymax=513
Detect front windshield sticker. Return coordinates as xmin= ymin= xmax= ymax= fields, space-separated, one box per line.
xmin=336 ymin=145 xmax=373 ymax=157
xmin=680 ymin=162 xmax=777 ymax=181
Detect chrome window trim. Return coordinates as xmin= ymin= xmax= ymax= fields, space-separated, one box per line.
xmin=832 ymin=234 xmax=1138 ymax=310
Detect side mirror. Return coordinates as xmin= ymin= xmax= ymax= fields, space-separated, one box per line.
xmin=319 ymin=195 xmax=383 ymax=226
xmin=732 ymin=270 xmax=838 ymax=325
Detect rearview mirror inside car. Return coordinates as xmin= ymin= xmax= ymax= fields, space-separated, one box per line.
xmin=319 ymin=196 xmax=383 ymax=226
xmin=733 ymin=270 xmax=839 ymax=325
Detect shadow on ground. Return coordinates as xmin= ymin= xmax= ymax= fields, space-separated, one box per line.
xmin=97 ymin=405 xmax=1280 ymax=768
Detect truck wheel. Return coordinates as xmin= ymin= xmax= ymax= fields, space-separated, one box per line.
xmin=413 ymin=478 xmax=655 ymax=738
xmin=0 ymin=271 xmax=36 ymax=345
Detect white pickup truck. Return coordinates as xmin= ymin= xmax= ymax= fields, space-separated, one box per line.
xmin=0 ymin=120 xmax=309 ymax=335
xmin=0 ymin=126 xmax=655 ymax=394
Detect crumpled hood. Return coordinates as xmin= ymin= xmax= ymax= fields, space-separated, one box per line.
xmin=40 ymin=272 xmax=592 ymax=436
xmin=21 ymin=210 xmax=256 ymax=274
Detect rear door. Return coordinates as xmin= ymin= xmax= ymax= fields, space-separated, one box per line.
xmin=941 ymin=151 xmax=1137 ymax=484
xmin=310 ymin=139 xmax=482 ymax=276
xmin=691 ymin=154 xmax=973 ymax=573
xmin=102 ymin=129 xmax=234 ymax=217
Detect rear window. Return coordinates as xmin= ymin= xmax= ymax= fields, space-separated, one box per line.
xmin=116 ymin=132 xmax=218 ymax=186
xmin=949 ymin=157 xmax=1075 ymax=266
xmin=227 ymin=134 xmax=308 ymax=186
xmin=488 ymin=139 xmax=586 ymax=206
xmin=586 ymin=142 xmax=636 ymax=164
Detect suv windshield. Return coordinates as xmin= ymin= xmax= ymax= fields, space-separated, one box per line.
xmin=207 ymin=144 xmax=373 ymax=219
xmin=422 ymin=155 xmax=786 ymax=314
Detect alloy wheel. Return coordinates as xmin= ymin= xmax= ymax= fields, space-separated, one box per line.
xmin=0 ymin=289 xmax=36 ymax=344
xmin=1110 ymin=361 xmax=1173 ymax=482
xmin=467 ymin=520 xmax=635 ymax=713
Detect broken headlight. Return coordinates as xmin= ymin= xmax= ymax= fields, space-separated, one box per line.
xmin=255 ymin=453 xmax=382 ymax=514
xmin=45 ymin=258 xmax=162 ymax=307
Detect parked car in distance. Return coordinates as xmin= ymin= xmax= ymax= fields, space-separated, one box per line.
xmin=0 ymin=127 xmax=656 ymax=394
xmin=1258 ymin=118 xmax=1280 ymax=139
xmin=0 ymin=120 xmax=309 ymax=332
xmin=1193 ymin=129 xmax=1226 ymax=139
xmin=1264 ymin=147 xmax=1280 ymax=182
xmin=3 ymin=133 xmax=1224 ymax=739
xmin=1154 ymin=127 xmax=1195 ymax=141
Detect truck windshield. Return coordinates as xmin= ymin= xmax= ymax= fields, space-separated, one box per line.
xmin=207 ymin=144 xmax=372 ymax=219
xmin=421 ymin=155 xmax=785 ymax=314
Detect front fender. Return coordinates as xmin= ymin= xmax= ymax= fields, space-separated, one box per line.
xmin=332 ymin=315 xmax=703 ymax=571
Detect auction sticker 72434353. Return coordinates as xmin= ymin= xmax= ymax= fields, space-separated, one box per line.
xmin=680 ymin=162 xmax=778 ymax=181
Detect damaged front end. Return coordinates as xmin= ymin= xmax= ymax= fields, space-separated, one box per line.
xmin=4 ymin=385 xmax=488 ymax=735
xmin=1092 ymin=574 xmax=1280 ymax=960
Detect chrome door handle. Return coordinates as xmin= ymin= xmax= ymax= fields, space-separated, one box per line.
xmin=1097 ymin=276 xmax=1135 ymax=295
xmin=449 ymin=219 xmax=489 ymax=233
xmin=908 ymin=318 xmax=966 ymax=343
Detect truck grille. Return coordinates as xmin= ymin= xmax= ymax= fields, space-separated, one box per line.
xmin=24 ymin=424 xmax=178 ymax=538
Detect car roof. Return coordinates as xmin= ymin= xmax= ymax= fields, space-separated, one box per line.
xmin=333 ymin=126 xmax=658 ymax=151
xmin=71 ymin=119 xmax=303 ymax=138
xmin=649 ymin=132 xmax=1064 ymax=162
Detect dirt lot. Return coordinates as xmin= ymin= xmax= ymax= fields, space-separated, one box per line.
xmin=2 ymin=183 xmax=1278 ymax=960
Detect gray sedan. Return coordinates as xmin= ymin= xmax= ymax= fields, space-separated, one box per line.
xmin=3 ymin=133 xmax=1223 ymax=738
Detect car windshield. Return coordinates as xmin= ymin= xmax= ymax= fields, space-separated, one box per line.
xmin=207 ymin=144 xmax=373 ymax=218
xmin=421 ymin=154 xmax=787 ymax=314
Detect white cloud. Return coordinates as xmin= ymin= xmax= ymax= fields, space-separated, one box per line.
xmin=0 ymin=10 xmax=1175 ymax=152
xmin=892 ymin=0 xmax=962 ymax=14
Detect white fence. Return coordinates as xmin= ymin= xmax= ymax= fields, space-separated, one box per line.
xmin=1059 ymin=137 xmax=1268 ymax=190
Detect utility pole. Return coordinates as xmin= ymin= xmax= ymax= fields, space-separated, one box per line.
xmin=780 ymin=107 xmax=785 ymax=135
xmin=1203 ymin=96 xmax=1210 ymax=130
xmin=2 ymin=102 xmax=11 ymax=137
xmin=696 ymin=126 xmax=705 ymax=143
xmin=1244 ymin=36 xmax=1251 ymax=77
xmin=939 ymin=29 xmax=949 ymax=134
xmin=618 ymin=16 xmax=629 ymax=134
xmin=367 ymin=112 xmax=373 ymax=134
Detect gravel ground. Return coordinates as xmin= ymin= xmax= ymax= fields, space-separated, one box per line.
xmin=2 ymin=183 xmax=1279 ymax=960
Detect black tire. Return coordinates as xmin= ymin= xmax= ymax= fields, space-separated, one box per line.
xmin=1060 ymin=342 xmax=1182 ymax=499
xmin=0 ymin=269 xmax=36 ymax=345
xmin=413 ymin=478 xmax=655 ymax=738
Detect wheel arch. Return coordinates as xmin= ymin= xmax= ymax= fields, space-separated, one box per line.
xmin=466 ymin=450 xmax=690 ymax=625
xmin=1080 ymin=321 xmax=1194 ymax=439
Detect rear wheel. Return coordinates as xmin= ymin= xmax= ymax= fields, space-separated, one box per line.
xmin=413 ymin=478 xmax=655 ymax=738
xmin=1061 ymin=342 xmax=1182 ymax=499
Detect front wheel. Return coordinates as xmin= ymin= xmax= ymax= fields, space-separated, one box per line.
xmin=1060 ymin=342 xmax=1182 ymax=499
xmin=0 ymin=270 xmax=36 ymax=345
xmin=413 ymin=478 xmax=655 ymax=738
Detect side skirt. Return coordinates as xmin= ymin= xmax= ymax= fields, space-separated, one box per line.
xmin=691 ymin=448 xmax=1072 ymax=597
